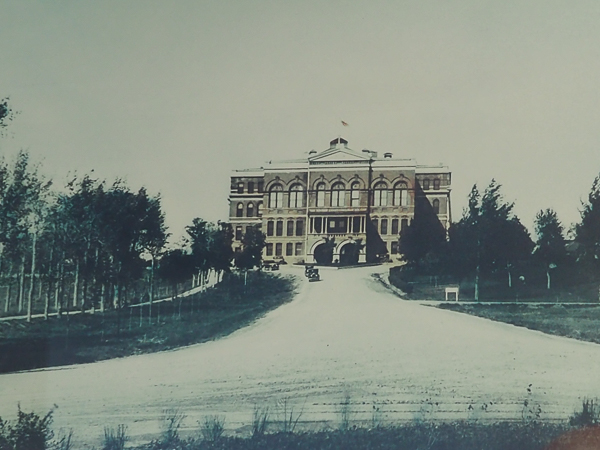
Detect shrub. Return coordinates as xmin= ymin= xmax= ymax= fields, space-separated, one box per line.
xmin=200 ymin=415 xmax=225 ymax=442
xmin=251 ymin=406 xmax=269 ymax=438
xmin=103 ymin=424 xmax=128 ymax=450
xmin=570 ymin=398 xmax=600 ymax=427
xmin=0 ymin=406 xmax=54 ymax=450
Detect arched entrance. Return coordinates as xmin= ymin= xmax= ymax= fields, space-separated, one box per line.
xmin=339 ymin=242 xmax=360 ymax=266
xmin=313 ymin=242 xmax=333 ymax=265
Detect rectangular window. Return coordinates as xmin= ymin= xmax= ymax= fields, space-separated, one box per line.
xmin=246 ymin=226 xmax=252 ymax=236
xmin=381 ymin=218 xmax=388 ymax=235
xmin=267 ymin=220 xmax=274 ymax=236
xmin=331 ymin=189 xmax=345 ymax=207
xmin=351 ymin=188 xmax=360 ymax=207
xmin=276 ymin=220 xmax=283 ymax=236
xmin=286 ymin=243 xmax=293 ymax=256
xmin=287 ymin=220 xmax=294 ymax=236
xmin=423 ymin=179 xmax=430 ymax=190
xmin=372 ymin=219 xmax=378 ymax=233
xmin=266 ymin=243 xmax=273 ymax=256
xmin=401 ymin=218 xmax=409 ymax=232
xmin=352 ymin=216 xmax=361 ymax=233
xmin=258 ymin=181 xmax=264 ymax=193
xmin=237 ymin=182 xmax=244 ymax=194
xmin=434 ymin=179 xmax=440 ymax=190
xmin=316 ymin=190 xmax=325 ymax=207
xmin=275 ymin=243 xmax=282 ymax=256
xmin=248 ymin=181 xmax=255 ymax=193
xmin=391 ymin=241 xmax=399 ymax=254
xmin=295 ymin=242 xmax=303 ymax=256
xmin=235 ymin=226 xmax=242 ymax=241
xmin=391 ymin=218 xmax=399 ymax=235
xmin=327 ymin=217 xmax=347 ymax=233
xmin=296 ymin=219 xmax=304 ymax=236
xmin=314 ymin=217 xmax=322 ymax=233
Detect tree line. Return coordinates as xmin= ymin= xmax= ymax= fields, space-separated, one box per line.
xmin=0 ymin=151 xmax=265 ymax=321
xmin=399 ymin=177 xmax=600 ymax=300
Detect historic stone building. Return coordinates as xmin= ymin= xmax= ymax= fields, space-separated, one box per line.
xmin=229 ymin=137 xmax=451 ymax=265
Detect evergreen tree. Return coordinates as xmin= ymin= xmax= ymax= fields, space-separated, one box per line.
xmin=534 ymin=208 xmax=567 ymax=289
xmin=574 ymin=174 xmax=600 ymax=281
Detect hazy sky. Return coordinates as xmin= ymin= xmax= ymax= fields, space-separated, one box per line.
xmin=2 ymin=1 xmax=600 ymax=240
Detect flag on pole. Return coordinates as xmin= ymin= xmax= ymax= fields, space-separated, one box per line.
xmin=341 ymin=120 xmax=349 ymax=126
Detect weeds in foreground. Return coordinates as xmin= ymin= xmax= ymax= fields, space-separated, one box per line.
xmin=200 ymin=415 xmax=225 ymax=442
xmin=276 ymin=398 xmax=303 ymax=433
xmin=160 ymin=408 xmax=186 ymax=445
xmin=570 ymin=398 xmax=600 ymax=427
xmin=103 ymin=424 xmax=128 ymax=450
xmin=338 ymin=393 xmax=353 ymax=432
xmin=0 ymin=405 xmax=55 ymax=450
xmin=251 ymin=406 xmax=269 ymax=438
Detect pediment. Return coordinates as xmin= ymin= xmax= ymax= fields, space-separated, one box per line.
xmin=309 ymin=148 xmax=370 ymax=163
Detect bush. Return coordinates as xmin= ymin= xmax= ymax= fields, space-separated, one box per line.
xmin=103 ymin=424 xmax=128 ymax=450
xmin=0 ymin=406 xmax=54 ymax=450
xmin=570 ymin=398 xmax=600 ymax=427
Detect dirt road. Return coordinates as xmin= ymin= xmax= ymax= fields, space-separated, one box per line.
xmin=1 ymin=265 xmax=599 ymax=446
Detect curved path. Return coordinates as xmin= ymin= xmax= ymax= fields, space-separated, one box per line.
xmin=1 ymin=265 xmax=599 ymax=445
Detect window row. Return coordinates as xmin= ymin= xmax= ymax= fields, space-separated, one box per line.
xmin=266 ymin=219 xmax=305 ymax=237
xmin=267 ymin=182 xmax=411 ymax=208
xmin=235 ymin=224 xmax=261 ymax=241
xmin=265 ymin=242 xmax=304 ymax=257
xmin=235 ymin=181 xmax=264 ymax=194
xmin=421 ymin=178 xmax=441 ymax=191
xmin=310 ymin=216 xmax=365 ymax=234
xmin=236 ymin=202 xmax=263 ymax=218
xmin=371 ymin=217 xmax=409 ymax=236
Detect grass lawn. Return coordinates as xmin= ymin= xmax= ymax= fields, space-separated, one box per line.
xmin=0 ymin=272 xmax=296 ymax=373
xmin=438 ymin=302 xmax=600 ymax=344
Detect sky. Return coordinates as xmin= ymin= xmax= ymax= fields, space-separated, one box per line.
xmin=2 ymin=1 xmax=600 ymax=241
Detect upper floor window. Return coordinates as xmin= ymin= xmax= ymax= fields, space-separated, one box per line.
xmin=268 ymin=184 xmax=283 ymax=208
xmin=391 ymin=218 xmax=399 ymax=235
xmin=266 ymin=220 xmax=274 ymax=236
xmin=258 ymin=181 xmax=264 ymax=193
xmin=236 ymin=202 xmax=244 ymax=217
xmin=422 ymin=179 xmax=430 ymax=190
xmin=433 ymin=199 xmax=440 ymax=214
xmin=351 ymin=182 xmax=360 ymax=207
xmin=401 ymin=218 xmax=409 ymax=232
xmin=331 ymin=182 xmax=346 ymax=207
xmin=289 ymin=184 xmax=304 ymax=208
xmin=235 ymin=226 xmax=242 ymax=241
xmin=316 ymin=182 xmax=326 ymax=207
xmin=237 ymin=182 xmax=244 ymax=194
xmin=373 ymin=182 xmax=388 ymax=207
xmin=248 ymin=181 xmax=255 ymax=193
xmin=381 ymin=218 xmax=388 ymax=235
xmin=393 ymin=182 xmax=408 ymax=206
xmin=434 ymin=178 xmax=440 ymax=190
xmin=296 ymin=219 xmax=304 ymax=236
xmin=246 ymin=202 xmax=254 ymax=217
xmin=257 ymin=202 xmax=263 ymax=216
xmin=287 ymin=220 xmax=294 ymax=236
xmin=276 ymin=220 xmax=283 ymax=236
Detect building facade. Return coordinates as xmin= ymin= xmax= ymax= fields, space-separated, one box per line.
xmin=229 ymin=138 xmax=451 ymax=265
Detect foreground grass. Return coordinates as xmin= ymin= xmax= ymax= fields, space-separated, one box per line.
xmin=122 ymin=422 xmax=571 ymax=450
xmin=0 ymin=272 xmax=295 ymax=373
xmin=439 ymin=303 xmax=600 ymax=344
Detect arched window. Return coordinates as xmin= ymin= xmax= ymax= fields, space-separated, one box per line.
xmin=246 ymin=202 xmax=254 ymax=217
xmin=316 ymin=182 xmax=326 ymax=207
xmin=432 ymin=199 xmax=440 ymax=214
xmin=236 ymin=202 xmax=244 ymax=217
xmin=268 ymin=184 xmax=283 ymax=208
xmin=351 ymin=182 xmax=360 ymax=207
xmin=373 ymin=182 xmax=388 ymax=207
xmin=393 ymin=182 xmax=408 ymax=206
xmin=331 ymin=182 xmax=346 ymax=207
xmin=257 ymin=202 xmax=263 ymax=216
xmin=289 ymin=184 xmax=304 ymax=208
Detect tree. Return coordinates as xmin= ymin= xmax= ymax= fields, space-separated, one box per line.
xmin=448 ymin=180 xmax=533 ymax=299
xmin=0 ymin=97 xmax=16 ymax=137
xmin=208 ymin=221 xmax=234 ymax=280
xmin=398 ymin=194 xmax=447 ymax=272
xmin=234 ymin=225 xmax=266 ymax=283
xmin=574 ymin=174 xmax=600 ymax=282
xmin=534 ymin=209 xmax=567 ymax=289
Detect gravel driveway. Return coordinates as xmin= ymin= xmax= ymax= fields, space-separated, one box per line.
xmin=1 ymin=265 xmax=599 ymax=446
